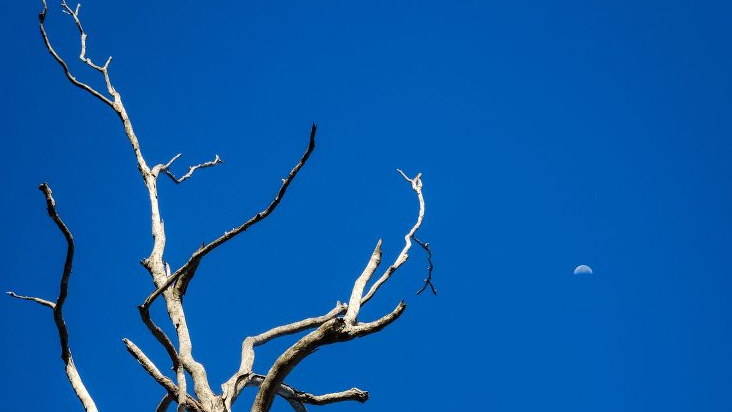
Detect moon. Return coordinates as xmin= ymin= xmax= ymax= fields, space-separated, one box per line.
xmin=573 ymin=264 xmax=593 ymax=275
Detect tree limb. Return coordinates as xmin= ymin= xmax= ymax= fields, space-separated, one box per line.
xmin=251 ymin=301 xmax=406 ymax=412
xmin=413 ymin=236 xmax=436 ymax=295
xmin=156 ymin=154 xmax=224 ymax=184
xmin=6 ymin=291 xmax=55 ymax=309
xmin=123 ymin=338 xmax=204 ymax=412
xmin=247 ymin=375 xmax=368 ymax=407
xmin=38 ymin=1 xmax=114 ymax=108
xmin=344 ymin=240 xmax=382 ymax=325
xmin=361 ymin=170 xmax=425 ymax=304
xmin=221 ymin=302 xmax=346 ymax=411
xmin=155 ymin=394 xmax=174 ymax=412
xmin=8 ymin=183 xmax=98 ymax=412
xmin=141 ymin=123 xmax=317 ymax=310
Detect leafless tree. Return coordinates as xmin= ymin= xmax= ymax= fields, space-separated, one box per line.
xmin=8 ymin=2 xmax=435 ymax=412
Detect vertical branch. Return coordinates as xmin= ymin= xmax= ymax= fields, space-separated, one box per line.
xmin=413 ymin=236 xmax=436 ymax=295
xmin=8 ymin=184 xmax=98 ymax=412
xmin=176 ymin=364 xmax=187 ymax=412
xmin=37 ymin=2 xmax=218 ymax=405
xmin=361 ymin=170 xmax=425 ymax=304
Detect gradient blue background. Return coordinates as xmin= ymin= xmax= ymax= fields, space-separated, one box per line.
xmin=2 ymin=1 xmax=732 ymax=411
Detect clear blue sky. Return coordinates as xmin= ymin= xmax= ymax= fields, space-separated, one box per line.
xmin=2 ymin=1 xmax=732 ymax=411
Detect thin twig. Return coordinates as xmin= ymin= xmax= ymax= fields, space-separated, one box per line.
xmin=413 ymin=236 xmax=436 ymax=295
xmin=160 ymin=154 xmax=224 ymax=183
xmin=59 ymin=1 xmax=116 ymax=96
xmin=247 ymin=374 xmax=368 ymax=406
xmin=6 ymin=291 xmax=55 ymax=309
xmin=39 ymin=0 xmax=114 ymax=108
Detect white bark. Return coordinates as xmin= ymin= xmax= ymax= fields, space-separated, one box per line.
xmin=14 ymin=3 xmax=435 ymax=412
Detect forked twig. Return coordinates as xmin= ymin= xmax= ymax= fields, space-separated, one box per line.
xmin=141 ymin=123 xmax=317 ymax=310
xmin=414 ymin=236 xmax=436 ymax=295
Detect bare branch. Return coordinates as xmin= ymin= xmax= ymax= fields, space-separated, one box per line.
xmin=39 ymin=1 xmax=114 ymax=108
xmin=7 ymin=183 xmax=98 ymax=412
xmin=285 ymin=400 xmax=308 ymax=412
xmin=59 ymin=1 xmax=116 ymax=96
xmin=251 ymin=301 xmax=406 ymax=412
xmin=346 ymin=301 xmax=406 ymax=337
xmin=158 ymin=154 xmax=224 ymax=183
xmin=293 ymin=388 xmax=369 ymax=405
xmin=176 ymin=363 xmax=187 ymax=412
xmin=361 ymin=170 xmax=425 ymax=304
xmin=137 ymin=304 xmax=179 ymax=367
xmin=142 ymin=123 xmax=317 ymax=310
xmin=344 ymin=240 xmax=382 ymax=325
xmin=221 ymin=302 xmax=346 ymax=410
xmin=155 ymin=394 xmax=174 ymax=412
xmin=247 ymin=375 xmax=368 ymax=407
xmin=413 ymin=236 xmax=436 ymax=295
xmin=123 ymin=338 xmax=204 ymax=412
xmin=6 ymin=291 xmax=55 ymax=309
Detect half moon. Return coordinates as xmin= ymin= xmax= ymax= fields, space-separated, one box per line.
xmin=573 ymin=264 xmax=593 ymax=275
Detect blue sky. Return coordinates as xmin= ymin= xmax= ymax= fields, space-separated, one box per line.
xmin=2 ymin=1 xmax=732 ymax=411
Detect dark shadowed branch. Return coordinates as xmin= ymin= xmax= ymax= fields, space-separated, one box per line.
xmin=414 ymin=236 xmax=436 ymax=295
xmin=7 ymin=183 xmax=98 ymax=412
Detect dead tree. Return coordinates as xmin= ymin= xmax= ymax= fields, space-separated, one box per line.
xmin=8 ymin=2 xmax=436 ymax=412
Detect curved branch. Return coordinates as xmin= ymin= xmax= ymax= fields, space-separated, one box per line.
xmin=361 ymin=170 xmax=425 ymax=304
xmin=221 ymin=302 xmax=346 ymax=410
xmin=251 ymin=301 xmax=406 ymax=412
xmin=414 ymin=236 xmax=436 ymax=295
xmin=142 ymin=123 xmax=317 ymax=310
xmin=155 ymin=394 xmax=174 ymax=412
xmin=8 ymin=183 xmax=98 ymax=412
xmin=39 ymin=1 xmax=114 ymax=108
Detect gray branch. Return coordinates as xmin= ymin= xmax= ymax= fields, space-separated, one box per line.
xmin=251 ymin=302 xmax=406 ymax=412
xmin=247 ymin=375 xmax=368 ymax=409
xmin=221 ymin=302 xmax=347 ymax=411
xmin=155 ymin=394 xmax=174 ymax=412
xmin=123 ymin=338 xmax=204 ymax=412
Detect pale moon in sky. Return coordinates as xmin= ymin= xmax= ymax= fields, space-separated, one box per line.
xmin=573 ymin=264 xmax=593 ymax=275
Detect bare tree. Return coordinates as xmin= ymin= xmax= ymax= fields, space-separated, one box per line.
xmin=8 ymin=2 xmax=435 ymax=412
